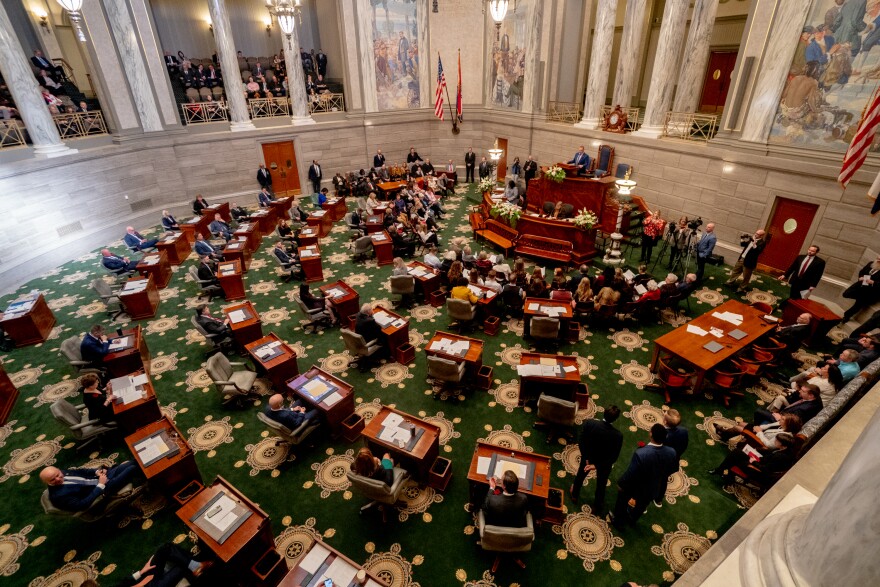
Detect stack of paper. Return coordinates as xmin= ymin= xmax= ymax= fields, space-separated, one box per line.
xmin=409 ymin=267 xmax=428 ymax=277
xmin=527 ymin=303 xmax=540 ymax=311
xmin=686 ymin=324 xmax=708 ymax=336
xmin=541 ymin=365 xmax=561 ymax=377
xmin=516 ymin=364 xmax=543 ymax=376
xmin=219 ymin=265 xmax=235 ymax=276
xmin=134 ymin=434 xmax=170 ymax=464
xmin=312 ymin=211 xmax=326 ymax=217
xmin=325 ymin=288 xmax=345 ymax=298
xmin=374 ymin=312 xmax=394 ymax=327
xmin=539 ymin=306 xmax=565 ymax=317
xmin=711 ymin=311 xmax=743 ymax=326
xmin=204 ymin=494 xmax=241 ymax=533
xmin=255 ymin=340 xmax=282 ymax=359
xmin=108 ymin=336 xmax=131 ymax=351
xmin=110 ymin=373 xmax=149 ymax=405
xmin=122 ymin=281 xmax=148 ymax=293
xmin=301 ymin=378 xmax=331 ymax=398
xmin=428 ymin=338 xmax=470 ymax=355
xmin=563 ymin=365 xmax=578 ymax=373
xmin=372 ymin=234 xmax=387 ymax=241
xmin=228 ymin=309 xmax=247 ymax=324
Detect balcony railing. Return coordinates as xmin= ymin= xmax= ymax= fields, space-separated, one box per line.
xmin=53 ymin=111 xmax=108 ymax=139
xmin=547 ymin=101 xmax=583 ymax=123
xmin=309 ymin=93 xmax=344 ymax=113
xmin=662 ymin=112 xmax=719 ymax=142
xmin=249 ymin=97 xmax=290 ymax=119
xmin=180 ymin=102 xmax=229 ymax=124
xmin=0 ymin=120 xmax=26 ymax=148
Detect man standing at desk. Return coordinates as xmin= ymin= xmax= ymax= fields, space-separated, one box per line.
xmin=123 ymin=227 xmax=158 ymax=252
xmin=569 ymin=405 xmax=623 ymax=515
xmin=610 ymin=424 xmax=677 ymax=529
xmin=568 ymin=145 xmax=590 ymax=175
xmin=465 ymin=147 xmax=476 ymax=183
xmin=81 ymin=325 xmax=110 ymax=368
xmin=355 ymin=303 xmax=382 ymax=343
xmin=781 ymin=245 xmax=825 ymax=300
xmin=482 ymin=470 xmax=529 ymax=527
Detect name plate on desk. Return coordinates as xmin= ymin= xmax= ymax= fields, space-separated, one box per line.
xmin=191 ymin=491 xmax=252 ymax=544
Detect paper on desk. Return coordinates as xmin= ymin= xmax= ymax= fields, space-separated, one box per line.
xmin=372 ymin=234 xmax=386 ymax=241
xmin=527 ymin=303 xmax=540 ymax=311
xmin=378 ymin=427 xmax=398 ymax=443
xmin=108 ymin=336 xmax=130 ymax=351
xmin=299 ymin=543 xmax=331 ymax=574
xmin=135 ymin=435 xmax=168 ymax=463
xmin=392 ymin=318 xmax=406 ymax=328
xmin=228 ymin=310 xmax=246 ymax=323
xmin=710 ymin=327 xmax=724 ymax=338
xmin=476 ymin=456 xmax=492 ymax=475
xmin=326 ymin=288 xmax=345 ymax=298
xmin=382 ymin=412 xmax=404 ymax=429
xmin=208 ymin=494 xmax=240 ymax=533
xmin=686 ymin=324 xmax=708 ymax=336
xmin=494 ymin=460 xmax=527 ymax=480
xmin=320 ymin=557 xmax=358 ymax=587
xmin=539 ymin=357 xmax=556 ymax=366
xmin=374 ymin=312 xmax=393 ymax=327
xmin=119 ymin=386 xmax=143 ymax=405
xmin=563 ymin=365 xmax=577 ymax=373
xmin=467 ymin=285 xmax=482 ymax=296
xmin=301 ymin=379 xmax=330 ymax=397
xmin=516 ymin=364 xmax=542 ymax=376
xmin=541 ymin=365 xmax=560 ymax=377
xmin=323 ymin=392 xmax=343 ymax=407
xmin=131 ymin=373 xmax=149 ymax=386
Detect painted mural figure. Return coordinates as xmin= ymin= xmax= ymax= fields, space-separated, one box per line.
xmin=370 ymin=0 xmax=420 ymax=110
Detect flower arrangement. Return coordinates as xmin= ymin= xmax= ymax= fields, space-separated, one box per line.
xmin=478 ymin=177 xmax=496 ymax=193
xmin=489 ymin=202 xmax=522 ymax=228
xmin=573 ymin=208 xmax=599 ymax=231
xmin=545 ymin=165 xmax=566 ymax=183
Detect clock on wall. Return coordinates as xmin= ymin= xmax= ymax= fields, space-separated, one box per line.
xmin=603 ymin=105 xmax=628 ymax=133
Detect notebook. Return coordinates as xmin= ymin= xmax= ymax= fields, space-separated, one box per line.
xmin=703 ymin=341 xmax=724 ymax=353
xmin=728 ymin=329 xmax=748 ymax=340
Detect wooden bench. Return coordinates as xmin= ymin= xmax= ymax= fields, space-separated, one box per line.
xmin=514 ymin=234 xmax=573 ymax=265
xmin=475 ymin=219 xmax=518 ymax=257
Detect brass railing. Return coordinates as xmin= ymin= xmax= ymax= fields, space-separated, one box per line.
xmin=547 ymin=101 xmax=583 ymax=123
xmin=180 ymin=102 xmax=229 ymax=124
xmin=53 ymin=111 xmax=108 ymax=139
xmin=309 ymin=93 xmax=344 ymax=113
xmin=249 ymin=97 xmax=290 ymax=119
xmin=662 ymin=112 xmax=719 ymax=142
xmin=0 ymin=120 xmax=26 ymax=148
xmin=53 ymin=58 xmax=77 ymax=88
xmin=600 ymin=105 xmax=641 ymax=132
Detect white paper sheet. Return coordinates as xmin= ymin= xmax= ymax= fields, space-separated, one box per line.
xmin=228 ymin=310 xmax=246 ymax=323
xmin=476 ymin=456 xmax=491 ymax=475
xmin=563 ymin=365 xmax=577 ymax=373
xmin=207 ymin=494 xmax=240 ymax=533
xmin=131 ymin=374 xmax=149 ymax=386
xmin=320 ymin=557 xmax=358 ymax=587
xmin=108 ymin=336 xmax=130 ymax=351
xmin=494 ymin=460 xmax=527 ymax=480
xmin=323 ymin=392 xmax=343 ymax=407
xmin=382 ymin=412 xmax=404 ymax=428
xmin=516 ymin=364 xmax=542 ymax=377
xmin=119 ymin=386 xmax=144 ymax=405
xmin=299 ymin=543 xmax=331 ymax=574
xmin=686 ymin=324 xmax=708 ymax=336
xmin=527 ymin=303 xmax=540 ymax=311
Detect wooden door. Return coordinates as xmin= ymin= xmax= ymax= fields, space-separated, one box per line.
xmin=761 ymin=197 xmax=819 ymax=273
xmin=699 ymin=51 xmax=738 ymax=113
xmin=261 ymin=141 xmax=301 ymax=196
xmin=495 ymin=137 xmax=508 ymax=182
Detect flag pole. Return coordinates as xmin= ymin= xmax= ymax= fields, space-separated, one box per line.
xmin=440 ymin=51 xmax=458 ymax=133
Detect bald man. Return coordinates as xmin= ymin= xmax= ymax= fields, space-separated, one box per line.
xmin=123 ymin=226 xmax=158 ymax=252
xmin=695 ymin=223 xmax=716 ymax=283
xmin=40 ymin=461 xmax=138 ymax=512
xmin=100 ymin=249 xmax=138 ymax=274
xmin=724 ymin=229 xmax=766 ymax=293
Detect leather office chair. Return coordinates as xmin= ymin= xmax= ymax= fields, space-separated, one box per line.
xmin=345 ymin=212 xmax=364 ymax=239
xmin=41 ymin=482 xmax=136 ymax=523
xmin=60 ymin=336 xmax=105 ymax=376
xmin=340 ymin=328 xmax=383 ymax=372
xmin=446 ymin=298 xmax=477 ymax=333
xmin=91 ymin=278 xmax=126 ymax=321
xmin=205 ymin=352 xmax=259 ymax=407
xmin=50 ymin=399 xmax=117 ymax=453
xmin=256 ymin=411 xmax=321 ymax=450
xmin=187 ymin=266 xmax=222 ymax=301
xmin=190 ymin=315 xmax=230 ymax=358
xmin=390 ymin=275 xmax=416 ymax=309
xmin=293 ymin=294 xmax=332 ymax=333
xmin=615 ymin=163 xmax=632 ymax=179
xmin=529 ymin=317 xmax=560 ymax=350
xmin=427 ymin=355 xmax=466 ymax=400
xmin=352 ymin=235 xmax=374 ymax=262
xmin=750 ymin=301 xmax=774 ymax=315
xmin=477 ymin=510 xmax=534 ymax=573
xmin=533 ymin=393 xmax=578 ymax=443
xmin=346 ymin=467 xmax=411 ymax=523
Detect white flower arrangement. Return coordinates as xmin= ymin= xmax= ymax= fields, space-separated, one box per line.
xmin=478 ymin=177 xmax=496 ymax=193
xmin=489 ymin=202 xmax=522 ymax=228
xmin=573 ymin=208 xmax=599 ymax=231
xmin=545 ymin=165 xmax=566 ymax=183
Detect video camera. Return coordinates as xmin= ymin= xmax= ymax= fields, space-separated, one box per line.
xmin=687 ymin=216 xmax=703 ymax=231
xmin=740 ymin=233 xmax=753 ymax=247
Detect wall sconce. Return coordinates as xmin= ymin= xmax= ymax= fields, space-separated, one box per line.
xmin=36 ymin=11 xmax=50 ymax=33
xmin=432 ymin=0 xmax=438 ymax=13
xmin=206 ymin=17 xmax=213 ymax=34
xmin=265 ymin=19 xmax=272 ymax=36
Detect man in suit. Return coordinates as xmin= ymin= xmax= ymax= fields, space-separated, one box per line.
xmin=421 ymin=158 xmax=435 ymax=176
xmin=273 ymin=241 xmax=302 ymax=282
xmin=482 ymin=470 xmax=529 ymax=528
xmin=781 ymin=245 xmax=825 ymax=300
xmin=209 ymin=214 xmax=232 ymax=242
xmin=251 ymin=61 xmax=266 ymax=79
xmin=654 ymin=409 xmax=688 ymax=506
xmin=569 ymin=405 xmax=623 ymax=514
xmin=256 ymin=164 xmax=272 ymax=190
xmin=31 ymin=50 xmax=65 ymax=80
xmin=774 ymin=313 xmax=812 ymax=348
xmin=265 ymin=393 xmax=319 ymax=430
xmin=161 ymin=210 xmax=179 ymax=232
xmin=316 ymin=49 xmax=328 ymax=76
xmin=373 ymin=149 xmax=386 ymax=169
xmin=355 ymin=303 xmax=382 ymax=343
xmin=194 ymin=233 xmax=223 ymax=260
xmin=197 ymin=255 xmax=220 ymax=287
xmin=39 ymin=461 xmax=139 ymax=512
xmin=163 ymin=51 xmax=179 ymax=75
xmin=522 ymin=155 xmax=538 ymax=190
xmin=194 ymin=305 xmax=232 ymax=345
xmin=834 ymin=334 xmax=879 ymax=368
xmin=205 ymin=64 xmax=221 ymax=88
xmin=478 ymin=157 xmax=491 ymax=180
xmin=610 ymin=424 xmax=678 ymax=529
xmin=258 ymin=187 xmax=275 ymax=207
xmin=123 ymin=227 xmax=158 ymax=252
xmin=568 ymin=145 xmax=590 ymax=175
xmin=724 ymin=229 xmax=766 ymax=293
xmin=695 ymin=222 xmax=716 ymax=283
xmin=308 ymin=160 xmax=322 ymax=194
xmin=80 ymin=325 xmax=110 ymax=368
xmin=842 ymin=255 xmax=880 ymax=322
xmin=376 ymin=165 xmax=390 ymax=182
xmin=465 ymin=147 xmax=476 ymax=183
xmin=720 ymin=384 xmax=823 ymax=441
xmin=100 ymin=249 xmax=137 ymax=274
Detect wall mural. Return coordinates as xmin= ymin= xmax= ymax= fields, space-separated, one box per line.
xmin=770 ymin=0 xmax=880 ymax=152
xmin=488 ymin=1 xmax=530 ymax=110
xmin=371 ymin=0 xmax=420 ymax=110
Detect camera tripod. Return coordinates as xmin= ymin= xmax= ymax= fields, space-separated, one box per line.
xmin=652 ymin=225 xmax=699 ymax=275
xmin=650 ymin=223 xmax=677 ymax=273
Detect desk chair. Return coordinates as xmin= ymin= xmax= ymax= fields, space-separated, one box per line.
xmin=427 ymin=355 xmax=466 ymax=400
xmin=651 ymin=356 xmax=695 ymax=404
xmin=530 ymin=317 xmax=561 ymax=351
xmin=60 ymin=336 xmax=105 ymax=377
xmin=446 ymin=298 xmax=477 ymax=333
xmin=477 ymin=510 xmax=534 ymax=573
xmin=50 ymin=399 xmax=117 ymax=453
xmin=750 ymin=301 xmax=774 ymax=315
xmin=390 ymin=275 xmax=416 ymax=309
xmin=293 ymin=294 xmax=333 ymax=333
xmin=256 ymin=411 xmax=321 ymax=451
xmin=205 ymin=352 xmax=259 ymax=408
xmin=41 ymin=482 xmax=135 ymax=523
xmin=352 ymin=235 xmax=374 ymax=262
xmin=187 ymin=266 xmax=222 ymax=301
xmin=588 ymin=144 xmax=614 ymax=178
xmin=345 ymin=212 xmax=364 ymax=238
xmin=190 ymin=316 xmax=231 ymax=358
xmin=501 ymin=286 xmax=525 ymax=317
xmin=91 ymin=278 xmax=126 ymax=321
xmin=707 ymin=362 xmax=746 ymax=407
xmin=346 ymin=467 xmax=411 ymax=523
xmin=340 ymin=328 xmax=383 ymax=372
xmin=533 ymin=393 xmax=578 ymax=443
xmin=272 ymin=253 xmax=301 ymax=282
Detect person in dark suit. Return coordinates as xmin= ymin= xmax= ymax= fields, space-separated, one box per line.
xmin=100 ymin=249 xmax=137 ymax=274
xmin=160 ymin=210 xmax=180 ymax=232
xmin=522 ymin=155 xmax=538 ymax=191
xmin=478 ymin=157 xmax=490 ymax=180
xmin=264 ymin=393 xmax=319 ymax=430
xmin=208 ymin=214 xmax=232 ymax=241
xmin=719 ymin=384 xmax=823 ymax=439
xmin=194 ymin=234 xmax=223 ymax=260
xmin=197 ymin=255 xmax=220 ymax=287
xmin=251 ymin=61 xmax=266 ymax=79
xmin=774 ymin=313 xmax=812 ymax=348
xmin=273 ymin=242 xmax=300 ymax=282
xmin=230 ymin=202 xmax=250 ymax=223
xmin=568 ymin=145 xmax=590 ymax=175
xmin=653 ymin=409 xmax=688 ymax=506
xmin=195 ymin=305 xmax=232 ymax=345
xmin=464 ymin=147 xmax=476 ymax=183
xmin=258 ymin=187 xmax=275 ymax=207
xmin=205 ymin=64 xmax=221 ymax=88
xmin=781 ymin=245 xmax=825 ymax=300
xmin=81 ymin=325 xmax=110 ymax=368
xmin=355 ymin=303 xmax=382 ymax=342
xmin=569 ymin=405 xmax=623 ymax=513
xmin=31 ymin=50 xmax=65 ymax=80
xmin=482 ymin=470 xmax=529 ymax=528
xmin=113 ymin=542 xmax=213 ymax=587
xmin=724 ymin=229 xmax=766 ymax=293
xmin=123 ymin=227 xmax=158 ymax=252
xmin=421 ymin=158 xmax=435 ymax=176
xmin=192 ymin=195 xmax=210 ymax=215
xmin=39 ymin=461 xmax=139 ymax=512
xmin=163 ymin=51 xmax=180 ymax=75
xmin=79 ymin=372 xmax=116 ymax=424
xmin=308 ymin=160 xmax=322 ymax=194
xmin=256 ymin=164 xmax=272 ymax=190
xmin=611 ymin=424 xmax=678 ymax=528
xmin=842 ymin=255 xmax=880 ymax=322
xmin=316 ymin=49 xmax=328 ymax=76
xmin=373 ymin=149 xmax=386 ymax=169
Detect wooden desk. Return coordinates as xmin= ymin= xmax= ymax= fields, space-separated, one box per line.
xmin=286 ymin=367 xmax=354 ymax=438
xmin=223 ymin=301 xmax=263 ymax=347
xmin=233 ymin=222 xmax=261 ymax=253
xmin=112 ymin=375 xmax=162 ymax=436
xmin=177 ymin=476 xmax=274 ymax=576
xmin=278 ymin=539 xmax=385 ymax=587
xmin=1 ymin=293 xmax=56 ymax=347
xmin=365 ymin=214 xmax=385 ymax=234
xmin=246 ymin=333 xmax=299 ymax=392
xmin=362 ymin=406 xmax=440 ymax=483
xmin=126 ymin=416 xmax=201 ymax=493
xmin=320 ymin=281 xmax=360 ymax=323
xmin=119 ymin=275 xmax=160 ymax=320
xmin=136 ymin=251 xmax=172 ymax=289
xmin=218 ymin=260 xmax=246 ymax=301
xmin=373 ymin=306 xmax=410 ymax=353
xmin=202 ymin=202 xmax=231 ymax=223
xmin=425 ymin=331 xmax=484 ymax=375
xmin=377 ymin=180 xmax=407 ymax=200
xmin=370 ymin=232 xmax=393 ymax=266
xmin=249 ymin=208 xmax=277 ymax=234
xmin=298 ymin=226 xmax=320 ymax=247
xmin=406 ymin=261 xmax=441 ymax=298
xmin=781 ymin=298 xmax=841 ymax=348
xmin=299 ymin=246 xmax=323 ymax=283
xmin=0 ymin=360 xmax=19 ymax=425
xmin=322 ymin=197 xmax=346 ymax=221
xmin=523 ymin=298 xmax=573 ymax=338
xmin=181 ymin=214 xmax=212 ymax=241
xmin=467 ymin=441 xmax=552 ymax=517
xmin=307 ymin=210 xmax=332 ymax=237
xmin=156 ymin=232 xmax=191 ymax=265
xmin=650 ymin=300 xmax=772 ymax=393
xmin=518 ymin=353 xmax=581 ymax=405
xmin=104 ymin=326 xmax=151 ymax=377
xmin=223 ymin=239 xmax=252 ymax=273
xmin=268 ymin=196 xmax=292 ymax=219
xmin=467 ymin=283 xmax=499 ymax=316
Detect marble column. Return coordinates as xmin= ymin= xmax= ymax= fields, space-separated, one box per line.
xmin=740 ymin=0 xmax=811 ymax=143
xmin=612 ymin=0 xmax=649 ymax=109
xmin=417 ymin=0 xmax=430 ymax=108
xmin=632 ymin=0 xmax=691 ymax=138
xmin=576 ymin=0 xmax=618 ymax=129
xmin=206 ymin=0 xmax=255 ymax=131
xmin=0 ymin=1 xmax=74 ymax=157
xmin=739 ymin=403 xmax=880 ymax=586
xmin=355 ymin=0 xmax=378 ymax=113
xmin=521 ymin=0 xmax=544 ymax=114
xmin=672 ymin=0 xmax=720 ymax=113
xmin=283 ymin=31 xmax=314 ymax=125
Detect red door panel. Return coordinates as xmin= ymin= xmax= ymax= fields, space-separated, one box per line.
xmin=699 ymin=51 xmax=737 ymax=113
xmin=762 ymin=197 xmax=819 ymax=272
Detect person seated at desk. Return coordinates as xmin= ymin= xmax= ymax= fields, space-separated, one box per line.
xmin=573 ymin=277 xmax=594 ymax=311
xmin=635 ymin=280 xmax=661 ymax=303
xmin=484 ymin=270 xmax=503 ymax=293
xmin=366 ymin=192 xmax=382 ymax=211
xmin=468 ymin=269 xmax=484 ymax=287
xmin=80 ymin=372 xmax=116 ymax=424
xmin=527 ymin=268 xmax=548 ymax=298
xmin=194 ymin=233 xmax=224 ymax=260
xmin=101 ymin=249 xmax=138 ymax=274
xmin=195 ymin=304 xmax=233 ymax=345
xmin=209 ymin=214 xmax=232 ymax=242
xmin=230 ymin=202 xmax=250 ymax=223
xmin=482 ymin=470 xmax=529 ymax=528
xmin=197 ymin=255 xmax=220 ymax=287
xmin=192 ymin=195 xmax=210 ymax=215
xmin=265 ymin=393 xmax=319 ymax=430
xmin=300 ymin=284 xmax=337 ymax=324
xmin=160 ymin=210 xmax=180 ymax=232
xmin=718 ymin=383 xmax=823 ymax=439
xmin=276 ymin=218 xmax=297 ymax=246
xmin=424 ymin=246 xmax=442 ymax=270
xmin=258 ymin=187 xmax=275 ymax=207
xmin=355 ymin=303 xmax=383 ymax=342
xmin=351 ymin=447 xmax=394 ymax=486
xmin=123 ymin=227 xmax=159 ymax=252
xmin=391 ymin=257 xmax=409 ymax=277
xmin=447 ymin=259 xmax=465 ymax=286
xmin=113 ymin=541 xmax=213 ymax=587
xmin=273 ymin=242 xmax=302 ymax=282
xmin=290 ymin=200 xmax=309 ymax=223
xmin=81 ymin=324 xmax=111 ymax=368
xmin=317 ymin=188 xmax=329 ymax=206
xmin=504 ymin=180 xmax=521 ymax=206
xmin=451 ymin=277 xmax=481 ymax=304
xmin=549 ymin=277 xmax=573 ymax=303
xmin=39 ymin=461 xmax=140 ymax=512
xmin=568 ymin=145 xmax=590 ymax=175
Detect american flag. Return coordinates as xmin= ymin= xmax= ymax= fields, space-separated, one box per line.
xmin=839 ymin=86 xmax=880 ymax=188
xmin=456 ymin=50 xmax=463 ymax=122
xmin=434 ymin=55 xmax=446 ymax=120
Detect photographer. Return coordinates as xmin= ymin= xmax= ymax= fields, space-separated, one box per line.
xmin=725 ymin=229 xmax=766 ymax=293
xmin=667 ymin=217 xmax=693 ymax=270
xmin=695 ymin=222 xmax=716 ymax=283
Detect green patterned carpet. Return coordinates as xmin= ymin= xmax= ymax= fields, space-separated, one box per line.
xmin=0 ymin=185 xmax=830 ymax=587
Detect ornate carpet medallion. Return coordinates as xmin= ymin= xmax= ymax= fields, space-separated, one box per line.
xmin=614 ymin=361 xmax=654 ymax=388
xmin=180 ymin=328 xmax=206 ymax=345
xmin=149 ymin=352 xmax=179 ymax=379
xmin=408 ymin=330 xmax=426 ymax=350
xmin=793 ymin=350 xmax=822 ymax=371
xmin=419 ymin=411 xmax=460 ymax=449
xmin=695 ymin=410 xmax=743 ymax=447
xmin=58 ymin=270 xmax=90 ymax=284
xmin=663 ymin=466 xmax=698 ymax=504
xmin=11 ymin=364 xmax=49 ymax=388
xmin=74 ymin=301 xmax=107 ymax=319
xmin=159 ymin=402 xmax=180 ymax=422
xmin=0 ymin=524 xmax=42 ymax=577
xmin=355 ymin=398 xmax=383 ymax=422
xmin=307 ymin=449 xmax=354 ymax=498
xmin=724 ymin=483 xmax=760 ymax=509
xmin=410 ymin=305 xmax=439 ymax=322
xmin=0 ymin=435 xmax=64 ymax=483
xmin=650 ymin=523 xmax=713 ymax=575
xmin=397 ymin=480 xmax=443 ymax=522
xmin=575 ymin=397 xmax=600 ymax=425
xmin=274 ymin=518 xmax=323 ymax=568
xmin=488 ymin=380 xmax=520 ymax=412
xmin=327 ymin=252 xmax=349 ymax=265
xmin=693 ymin=288 xmax=725 ymax=306
xmin=178 ymin=368 xmax=212 ymax=392
xmin=504 ymin=318 xmax=524 ymax=336
xmin=607 ymin=329 xmax=646 ymax=352
xmin=553 ymin=444 xmax=596 ymax=483
xmin=747 ymin=377 xmax=787 ymax=405
xmin=477 ymin=425 xmax=531 ymax=452
xmin=370 ymin=362 xmax=413 ymax=388
xmin=27 ymin=552 xmax=102 ymax=587
xmin=187 ymin=416 xmax=236 ymax=457
xmin=242 ymin=437 xmax=292 ymax=476
xmin=47 ymin=294 xmax=80 ymax=311
xmin=249 ymin=258 xmax=267 ymax=271
xmin=552 ymin=505 xmax=624 ymax=571
xmin=249 ymin=281 xmax=278 ymax=296
xmin=744 ymin=289 xmax=778 ymax=307
xmin=346 ymin=272 xmax=372 ymax=287
xmin=158 ymin=286 xmax=180 ymax=302
xmin=0 ymin=420 xmax=23 ymax=448
xmin=260 ymin=307 xmax=291 ymax=325
xmin=319 ymin=351 xmax=353 ymax=374
xmin=29 ymin=378 xmax=78 ymax=407
xmin=144 ymin=315 xmax=180 ymax=336
xmin=362 ymin=542 xmax=422 ymax=587
xmin=570 ymin=353 xmax=598 ymax=379
xmin=494 ymin=343 xmax=528 ymax=369
xmin=624 ymin=400 xmax=666 ymax=432
xmin=117 ymin=488 xmax=168 ymax=530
